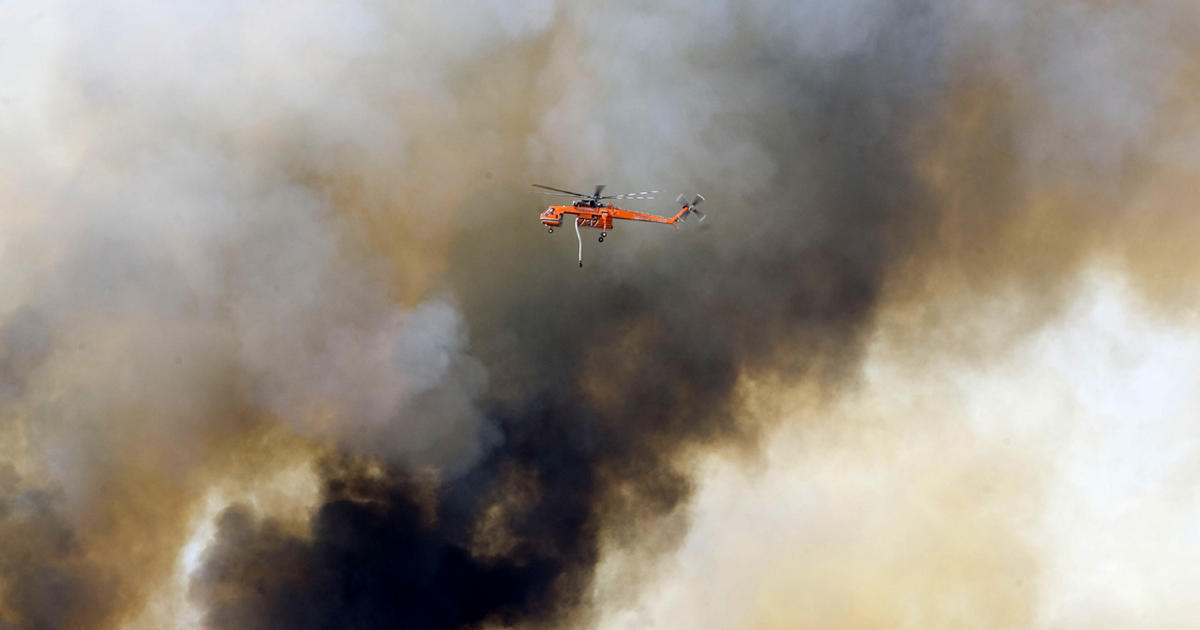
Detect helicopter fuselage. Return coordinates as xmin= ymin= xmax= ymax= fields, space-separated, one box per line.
xmin=532 ymin=184 xmax=704 ymax=267
xmin=539 ymin=203 xmax=683 ymax=231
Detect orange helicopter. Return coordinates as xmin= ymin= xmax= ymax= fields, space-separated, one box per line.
xmin=534 ymin=184 xmax=706 ymax=267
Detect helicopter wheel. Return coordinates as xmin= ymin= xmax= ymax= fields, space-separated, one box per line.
xmin=598 ymin=236 xmax=605 ymax=243
xmin=601 ymin=231 xmax=607 ymax=238
xmin=547 ymin=228 xmax=554 ymax=233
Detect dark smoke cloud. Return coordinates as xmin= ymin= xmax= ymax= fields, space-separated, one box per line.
xmin=1 ymin=1 xmax=1196 ymax=629
xmin=186 ymin=3 xmax=951 ymax=628
xmin=0 ymin=465 xmax=116 ymax=630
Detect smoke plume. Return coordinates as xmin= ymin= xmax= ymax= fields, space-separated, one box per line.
xmin=1 ymin=1 xmax=1197 ymax=629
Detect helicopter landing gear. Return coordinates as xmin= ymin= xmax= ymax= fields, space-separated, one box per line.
xmin=547 ymin=228 xmax=554 ymax=233
xmin=599 ymin=231 xmax=607 ymax=243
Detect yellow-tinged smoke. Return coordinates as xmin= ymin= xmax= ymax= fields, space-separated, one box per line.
xmin=2 ymin=1 xmax=1199 ymax=629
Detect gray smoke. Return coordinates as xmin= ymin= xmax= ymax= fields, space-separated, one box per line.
xmin=0 ymin=1 xmax=1196 ymax=629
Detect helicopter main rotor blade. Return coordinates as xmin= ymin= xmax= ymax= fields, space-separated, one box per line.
xmin=593 ymin=184 xmax=606 ymax=198
xmin=541 ymin=192 xmax=583 ymax=198
xmin=601 ymin=189 xmax=660 ymax=200
xmin=532 ymin=184 xmax=587 ymax=196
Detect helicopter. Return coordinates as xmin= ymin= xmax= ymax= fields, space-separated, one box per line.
xmin=533 ymin=184 xmax=706 ymax=267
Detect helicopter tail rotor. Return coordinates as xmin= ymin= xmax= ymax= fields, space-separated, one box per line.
xmin=675 ymin=193 xmax=707 ymax=223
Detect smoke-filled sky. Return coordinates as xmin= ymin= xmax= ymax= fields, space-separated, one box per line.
xmin=1 ymin=1 xmax=1198 ymax=629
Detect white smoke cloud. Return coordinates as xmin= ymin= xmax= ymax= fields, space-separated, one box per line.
xmin=0 ymin=0 xmax=568 ymax=489
xmin=596 ymin=270 xmax=1200 ymax=629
